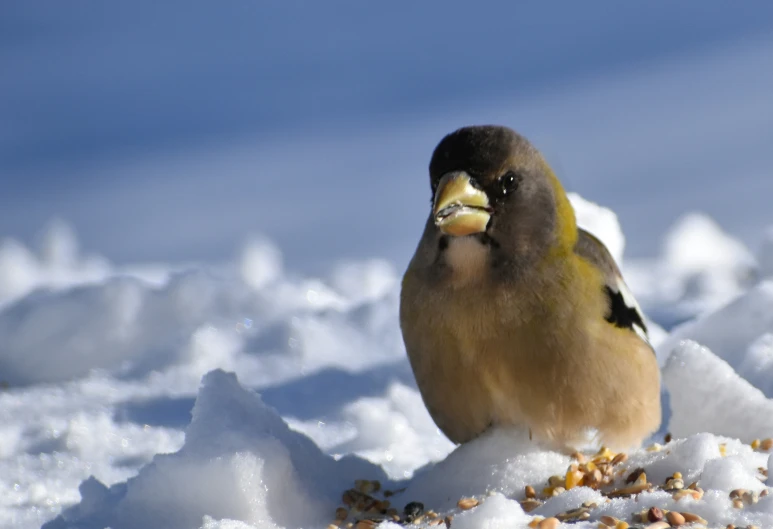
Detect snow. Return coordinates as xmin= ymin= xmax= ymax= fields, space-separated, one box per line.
xmin=0 ymin=189 xmax=770 ymax=529
xmin=663 ymin=340 xmax=773 ymax=441
xmin=662 ymin=214 xmax=756 ymax=284
xmin=0 ymin=220 xmax=113 ymax=308
xmin=658 ymin=281 xmax=773 ymax=372
xmin=449 ymin=494 xmax=532 ymax=529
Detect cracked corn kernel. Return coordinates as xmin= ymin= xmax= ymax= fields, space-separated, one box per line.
xmin=565 ymin=469 xmax=584 ymax=489
xmin=593 ymin=446 xmax=615 ymax=463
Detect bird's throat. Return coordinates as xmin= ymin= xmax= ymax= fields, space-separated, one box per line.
xmin=442 ymin=235 xmax=491 ymax=286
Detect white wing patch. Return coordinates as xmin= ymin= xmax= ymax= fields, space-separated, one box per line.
xmin=607 ymin=277 xmax=650 ymax=344
xmin=617 ymin=278 xmax=649 ymax=342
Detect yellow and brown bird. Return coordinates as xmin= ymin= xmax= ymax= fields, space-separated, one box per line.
xmin=400 ymin=125 xmax=661 ymax=452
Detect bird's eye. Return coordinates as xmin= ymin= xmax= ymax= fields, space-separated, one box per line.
xmin=498 ymin=171 xmax=519 ymax=196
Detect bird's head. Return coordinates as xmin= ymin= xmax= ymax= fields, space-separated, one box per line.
xmin=426 ymin=125 xmax=578 ymax=273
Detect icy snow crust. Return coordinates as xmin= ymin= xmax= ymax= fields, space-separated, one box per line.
xmin=2 ymin=195 xmax=773 ymax=529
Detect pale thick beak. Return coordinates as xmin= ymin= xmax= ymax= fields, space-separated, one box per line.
xmin=433 ymin=172 xmax=492 ymax=236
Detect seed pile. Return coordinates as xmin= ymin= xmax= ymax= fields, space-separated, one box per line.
xmin=330 ymin=439 xmax=773 ymax=529
xmin=329 ymin=480 xmax=449 ymax=529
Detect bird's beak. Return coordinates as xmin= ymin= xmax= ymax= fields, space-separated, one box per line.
xmin=433 ymin=172 xmax=492 ymax=236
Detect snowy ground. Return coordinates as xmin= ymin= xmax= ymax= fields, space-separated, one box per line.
xmin=2 ymin=192 xmax=773 ymax=529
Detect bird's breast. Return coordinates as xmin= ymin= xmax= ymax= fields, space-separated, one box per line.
xmin=400 ymin=267 xmax=550 ymax=442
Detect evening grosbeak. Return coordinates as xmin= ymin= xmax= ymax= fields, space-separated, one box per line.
xmin=400 ymin=125 xmax=661 ymax=451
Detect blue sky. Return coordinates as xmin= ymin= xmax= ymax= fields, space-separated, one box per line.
xmin=3 ymin=2 xmax=773 ymax=271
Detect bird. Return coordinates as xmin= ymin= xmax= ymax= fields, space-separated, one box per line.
xmin=399 ymin=125 xmax=661 ymax=452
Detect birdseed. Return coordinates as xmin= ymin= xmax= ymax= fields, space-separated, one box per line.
xmin=537 ymin=517 xmax=559 ymax=529
xmin=599 ymin=515 xmax=617 ymax=526
xmin=646 ymin=507 xmax=663 ymax=522
xmin=681 ymin=511 xmax=707 ymax=524
xmin=456 ymin=498 xmax=479 ymax=510
xmin=332 ymin=444 xmax=760 ymax=529
xmin=665 ymin=511 xmax=685 ymax=525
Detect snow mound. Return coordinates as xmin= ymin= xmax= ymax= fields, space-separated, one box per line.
xmin=0 ymin=240 xmax=403 ymax=386
xmin=625 ymin=213 xmax=759 ymax=335
xmin=45 ymin=370 xmax=386 ymax=529
xmin=0 ymin=221 xmax=112 ymax=308
xmin=239 ymin=237 xmax=283 ymax=291
xmin=663 ymin=340 xmax=773 ymax=440
xmin=334 ymin=382 xmax=454 ymax=478
xmin=663 ymin=213 xmax=756 ymax=283
xmin=659 ymin=213 xmax=756 ymax=313
xmin=405 ymin=428 xmax=569 ymax=511
xmin=658 ymin=280 xmax=773 ymax=393
xmin=450 ymin=494 xmax=532 ymax=529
